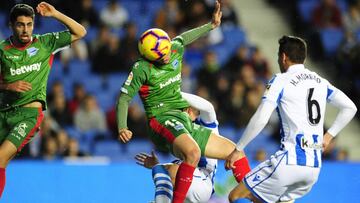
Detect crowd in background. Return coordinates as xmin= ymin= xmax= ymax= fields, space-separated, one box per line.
xmin=0 ymin=0 xmax=352 ymax=162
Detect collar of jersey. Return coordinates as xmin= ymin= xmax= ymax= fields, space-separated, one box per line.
xmin=287 ymin=64 xmax=305 ymax=73
xmin=9 ymin=36 xmax=33 ymax=50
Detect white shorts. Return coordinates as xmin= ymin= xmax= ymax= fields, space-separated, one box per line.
xmin=244 ymin=150 xmax=320 ymax=203
xmin=185 ymin=167 xmax=214 ymax=203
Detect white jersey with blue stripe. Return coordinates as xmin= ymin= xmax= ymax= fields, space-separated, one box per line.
xmin=263 ymin=64 xmax=336 ymax=168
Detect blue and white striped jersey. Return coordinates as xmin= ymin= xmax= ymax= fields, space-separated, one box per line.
xmin=263 ymin=64 xmax=337 ymax=167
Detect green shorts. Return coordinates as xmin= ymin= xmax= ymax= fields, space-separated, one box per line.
xmin=0 ymin=107 xmax=44 ymax=152
xmin=148 ymin=110 xmax=212 ymax=155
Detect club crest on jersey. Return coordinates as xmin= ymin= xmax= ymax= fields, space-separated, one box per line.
xmin=125 ymin=71 xmax=133 ymax=85
xmin=26 ymin=47 xmax=39 ymax=57
xmin=172 ymin=59 xmax=179 ymax=69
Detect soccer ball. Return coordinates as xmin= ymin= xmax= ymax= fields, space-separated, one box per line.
xmin=138 ymin=28 xmax=171 ymax=61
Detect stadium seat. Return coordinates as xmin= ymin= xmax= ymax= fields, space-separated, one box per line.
xmin=93 ymin=140 xmax=122 ymax=159
xmin=219 ymin=126 xmax=237 ymax=142
xmin=67 ymin=60 xmax=92 ymax=81
xmin=319 ymin=28 xmax=344 ymax=57
xmin=96 ymin=91 xmax=115 ymax=112
xmin=297 ymin=0 xmax=319 ymax=23
xmin=125 ymin=140 xmax=154 ymax=158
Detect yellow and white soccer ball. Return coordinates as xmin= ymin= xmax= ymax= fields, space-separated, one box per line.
xmin=138 ymin=28 xmax=171 ymax=61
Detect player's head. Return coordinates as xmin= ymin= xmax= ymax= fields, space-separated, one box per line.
xmin=184 ymin=107 xmax=200 ymax=121
xmin=278 ymin=35 xmax=307 ymax=73
xmin=9 ymin=4 xmax=35 ymax=44
xmin=138 ymin=28 xmax=172 ymax=64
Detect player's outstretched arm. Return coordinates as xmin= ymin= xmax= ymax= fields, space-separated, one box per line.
xmin=36 ymin=2 xmax=86 ymax=42
xmin=116 ymin=93 xmax=133 ymax=143
xmin=177 ymin=0 xmax=222 ymax=46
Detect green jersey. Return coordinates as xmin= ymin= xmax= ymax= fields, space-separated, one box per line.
xmin=0 ymin=31 xmax=71 ymax=111
xmin=121 ymin=38 xmax=189 ymax=118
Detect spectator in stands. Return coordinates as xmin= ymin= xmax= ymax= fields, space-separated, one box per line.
xmin=248 ymin=46 xmax=271 ymax=81
xmin=127 ymin=104 xmax=148 ymax=140
xmin=342 ymin=4 xmax=360 ymax=35
xmin=64 ymin=138 xmax=88 ymax=158
xmin=75 ymin=0 xmax=99 ymax=28
xmin=92 ymin=34 xmax=124 ymax=74
xmin=47 ymin=80 xmax=65 ymax=105
xmin=74 ymin=94 xmax=107 ymax=133
xmin=100 ymin=0 xmax=128 ymax=30
xmin=254 ymin=149 xmax=267 ymax=162
xmin=312 ymin=0 xmax=342 ymax=28
xmin=56 ymin=130 xmax=70 ymax=156
xmin=197 ymin=51 xmax=220 ymax=92
xmin=240 ymin=64 xmax=257 ymax=89
xmin=89 ymin=24 xmax=111 ymax=57
xmin=224 ymin=45 xmax=249 ymax=81
xmin=49 ymin=94 xmax=73 ymax=128
xmin=181 ymin=62 xmax=195 ymax=93
xmin=154 ymin=0 xmax=184 ymax=29
xmin=42 ymin=137 xmax=60 ymax=160
xmin=68 ymin=83 xmax=87 ymax=116
xmin=60 ymin=34 xmax=89 ymax=65
xmin=217 ymin=0 xmax=239 ymax=28
xmin=119 ymin=22 xmax=139 ymax=69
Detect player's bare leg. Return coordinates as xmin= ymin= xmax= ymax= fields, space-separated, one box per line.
xmin=205 ymin=133 xmax=251 ymax=182
xmin=171 ymin=133 xmax=201 ymax=203
xmin=0 ymin=140 xmax=17 ymax=197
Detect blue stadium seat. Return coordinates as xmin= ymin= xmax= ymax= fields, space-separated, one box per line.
xmin=93 ymin=140 xmax=122 ymax=158
xmin=219 ymin=126 xmax=237 ymax=141
xmin=125 ymin=140 xmax=154 ymax=158
xmin=83 ymin=26 xmax=98 ymax=43
xmin=96 ymin=91 xmax=116 ymax=112
xmin=297 ymin=0 xmax=319 ymax=23
xmin=319 ymin=28 xmax=344 ymax=56
xmin=48 ymin=59 xmax=64 ymax=87
xmin=80 ymin=75 xmax=104 ymax=94
xmin=67 ymin=60 xmax=92 ymax=81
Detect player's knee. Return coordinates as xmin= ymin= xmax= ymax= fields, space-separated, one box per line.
xmin=183 ymin=147 xmax=201 ymax=166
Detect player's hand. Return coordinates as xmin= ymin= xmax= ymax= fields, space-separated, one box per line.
xmin=36 ymin=2 xmax=59 ymax=17
xmin=225 ymin=149 xmax=245 ymax=170
xmin=4 ymin=81 xmax=32 ymax=93
xmin=211 ymin=0 xmax=222 ymax=29
xmin=118 ymin=128 xmax=133 ymax=143
xmin=135 ymin=151 xmax=159 ymax=169
xmin=323 ymin=132 xmax=334 ymax=151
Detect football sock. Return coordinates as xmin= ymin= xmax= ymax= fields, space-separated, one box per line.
xmin=172 ymin=162 xmax=195 ymax=203
xmin=0 ymin=168 xmax=5 ymax=198
xmin=232 ymin=157 xmax=251 ymax=182
xmin=152 ymin=165 xmax=173 ymax=203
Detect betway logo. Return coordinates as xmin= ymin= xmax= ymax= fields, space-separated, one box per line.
xmin=160 ymin=73 xmax=181 ymax=89
xmin=10 ymin=62 xmax=42 ymax=76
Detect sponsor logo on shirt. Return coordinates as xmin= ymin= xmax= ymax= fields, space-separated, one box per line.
xmin=5 ymin=55 xmax=20 ymax=60
xmin=10 ymin=62 xmax=42 ymax=76
xmin=125 ymin=71 xmax=133 ymax=85
xmin=172 ymin=59 xmax=179 ymax=69
xmin=159 ymin=73 xmax=181 ymax=89
xmin=301 ymin=137 xmax=322 ymax=150
xmin=26 ymin=47 xmax=39 ymax=57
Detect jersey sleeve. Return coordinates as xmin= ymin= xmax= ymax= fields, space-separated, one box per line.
xmin=262 ymin=74 xmax=285 ymax=106
xmin=170 ymin=38 xmax=185 ymax=56
xmin=120 ymin=61 xmax=149 ymax=98
xmin=39 ymin=31 xmax=71 ymax=54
